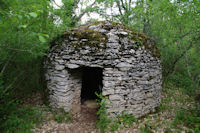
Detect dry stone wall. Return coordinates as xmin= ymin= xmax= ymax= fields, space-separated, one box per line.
xmin=45 ymin=21 xmax=162 ymax=118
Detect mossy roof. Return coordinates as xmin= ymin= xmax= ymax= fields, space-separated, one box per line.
xmin=51 ymin=21 xmax=160 ymax=58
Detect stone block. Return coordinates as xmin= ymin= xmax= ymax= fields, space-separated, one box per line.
xmin=109 ymin=95 xmax=123 ymax=101
xmin=66 ymin=64 xmax=79 ymax=69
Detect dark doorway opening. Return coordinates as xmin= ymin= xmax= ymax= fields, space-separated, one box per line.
xmin=81 ymin=67 xmax=103 ymax=103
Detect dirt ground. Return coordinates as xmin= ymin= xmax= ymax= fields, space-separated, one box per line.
xmin=32 ymin=101 xmax=101 ymax=133
xmin=30 ymin=86 xmax=196 ymax=133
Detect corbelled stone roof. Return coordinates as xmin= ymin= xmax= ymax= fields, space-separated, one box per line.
xmin=51 ymin=21 xmax=160 ymax=58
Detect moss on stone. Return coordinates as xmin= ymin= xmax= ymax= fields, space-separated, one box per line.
xmin=64 ymin=28 xmax=108 ymax=49
xmin=51 ymin=21 xmax=160 ymax=58
xmin=130 ymin=31 xmax=161 ymax=58
xmin=108 ymin=21 xmax=160 ymax=58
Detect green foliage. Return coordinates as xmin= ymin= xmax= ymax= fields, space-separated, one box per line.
xmin=0 ymin=76 xmax=43 ymax=132
xmin=140 ymin=124 xmax=150 ymax=133
xmin=117 ymin=112 xmax=136 ymax=127
xmin=166 ymin=73 xmax=199 ymax=96
xmin=157 ymin=102 xmax=170 ymax=112
xmin=95 ymin=91 xmax=111 ymax=133
xmin=173 ymin=107 xmax=200 ymax=130
xmin=0 ymin=0 xmax=72 ymax=61
xmin=109 ymin=120 xmax=120 ymax=132
xmin=95 ymin=91 xmax=137 ymax=132
xmin=167 ymin=73 xmax=193 ymax=88
xmin=161 ymin=83 xmax=200 ymax=131
xmin=1 ymin=58 xmax=48 ymax=102
xmin=0 ymin=107 xmax=43 ymax=132
xmin=0 ymin=0 xmax=74 ymax=95
xmin=0 ymin=0 xmax=75 ymax=131
xmin=0 ymin=0 xmax=77 ymax=100
xmin=53 ymin=108 xmax=71 ymax=123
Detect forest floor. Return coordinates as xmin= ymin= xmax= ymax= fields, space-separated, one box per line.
xmin=23 ymin=84 xmax=198 ymax=133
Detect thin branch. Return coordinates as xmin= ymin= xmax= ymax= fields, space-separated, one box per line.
xmin=0 ymin=60 xmax=9 ymax=76
xmin=0 ymin=46 xmax=31 ymax=52
xmin=125 ymin=0 xmax=129 ymax=11
xmin=129 ymin=0 xmax=132 ymax=11
xmin=116 ymin=1 xmax=123 ymax=16
xmin=1 ymin=71 xmax=24 ymax=97
xmin=73 ymin=0 xmax=97 ymax=22
xmin=0 ymin=53 xmax=15 ymax=76
xmin=71 ymin=0 xmax=81 ymax=18
xmin=120 ymin=0 xmax=127 ymax=11
xmin=52 ymin=0 xmax=62 ymax=8
xmin=73 ymin=0 xmax=80 ymax=6
xmin=164 ymin=40 xmax=195 ymax=77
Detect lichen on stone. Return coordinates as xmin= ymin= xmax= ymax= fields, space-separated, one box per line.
xmin=107 ymin=21 xmax=160 ymax=58
xmin=129 ymin=31 xmax=161 ymax=58
xmin=51 ymin=21 xmax=160 ymax=58
xmin=68 ymin=29 xmax=107 ymax=48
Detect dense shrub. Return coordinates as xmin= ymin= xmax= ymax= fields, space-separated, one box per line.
xmin=166 ymin=73 xmax=198 ymax=96
xmin=0 ymin=76 xmax=43 ymax=132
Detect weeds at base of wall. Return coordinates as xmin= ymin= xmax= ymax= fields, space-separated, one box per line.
xmin=95 ymin=91 xmax=111 ymax=133
xmin=140 ymin=124 xmax=151 ymax=133
xmin=95 ymin=91 xmax=137 ymax=133
xmin=51 ymin=107 xmax=72 ymax=123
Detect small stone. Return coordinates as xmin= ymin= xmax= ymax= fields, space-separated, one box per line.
xmin=106 ymin=43 xmax=120 ymax=49
xmin=117 ymin=31 xmax=128 ymax=36
xmin=102 ymin=89 xmax=115 ymax=96
xmin=137 ymin=81 xmax=149 ymax=85
xmin=81 ymin=39 xmax=88 ymax=42
xmin=56 ymin=59 xmax=65 ymax=64
xmin=103 ymin=81 xmax=115 ymax=87
xmin=66 ymin=64 xmax=79 ymax=69
xmin=146 ymin=93 xmax=153 ymax=98
xmin=99 ymin=29 xmax=107 ymax=33
xmin=109 ymin=95 xmax=123 ymax=101
xmin=89 ymin=25 xmax=98 ymax=30
xmin=130 ymin=49 xmax=135 ymax=54
xmin=80 ymin=49 xmax=90 ymax=54
xmin=55 ymin=64 xmax=65 ymax=70
xmin=107 ymin=32 xmax=119 ymax=42
xmin=116 ymin=62 xmax=132 ymax=68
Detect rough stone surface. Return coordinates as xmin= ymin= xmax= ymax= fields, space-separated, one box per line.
xmin=44 ymin=21 xmax=162 ymax=118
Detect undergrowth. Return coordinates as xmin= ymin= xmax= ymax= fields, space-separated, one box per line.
xmin=52 ymin=107 xmax=72 ymax=123
xmin=173 ymin=107 xmax=200 ymax=132
xmin=161 ymin=82 xmax=200 ymax=132
xmin=95 ymin=91 xmax=137 ymax=133
xmin=95 ymin=91 xmax=111 ymax=133
xmin=0 ymin=76 xmax=44 ymax=132
xmin=95 ymin=82 xmax=200 ymax=132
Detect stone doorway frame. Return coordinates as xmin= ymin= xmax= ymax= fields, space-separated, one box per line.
xmin=65 ymin=66 xmax=105 ymax=114
xmin=80 ymin=67 xmax=103 ymax=104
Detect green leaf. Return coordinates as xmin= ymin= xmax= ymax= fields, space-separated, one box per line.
xmin=40 ymin=33 xmax=49 ymax=38
xmin=39 ymin=36 xmax=46 ymax=43
xmin=17 ymin=15 xmax=23 ymax=20
xmin=29 ymin=12 xmax=38 ymax=18
xmin=18 ymin=25 xmax=28 ymax=29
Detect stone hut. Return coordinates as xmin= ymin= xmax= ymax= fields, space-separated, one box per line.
xmin=44 ymin=21 xmax=162 ymax=118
